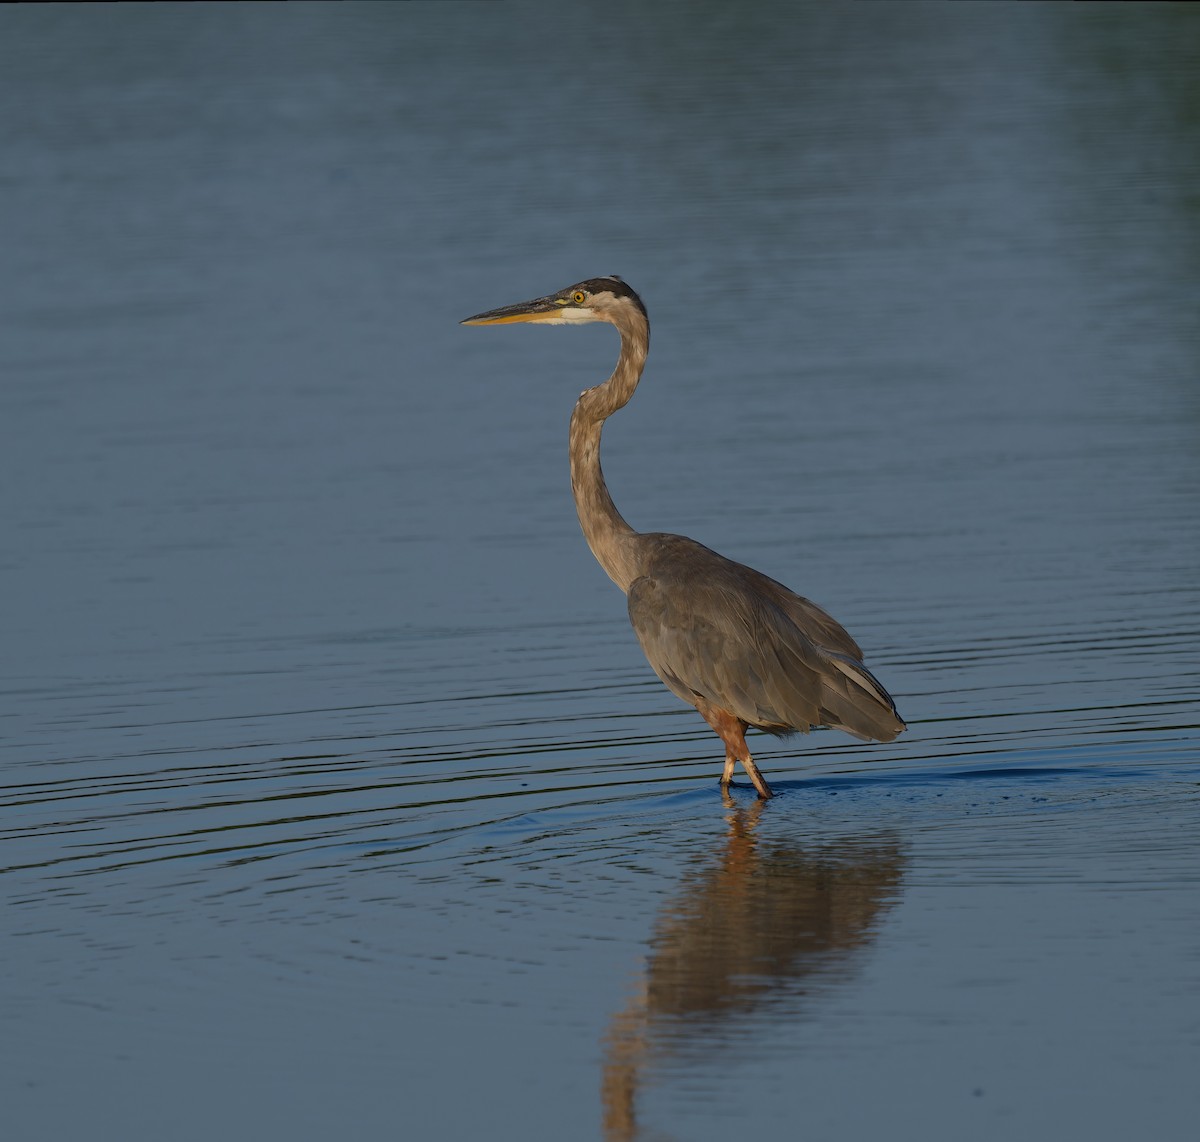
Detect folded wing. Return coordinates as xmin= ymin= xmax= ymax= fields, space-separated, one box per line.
xmin=626 ymin=536 xmax=904 ymax=742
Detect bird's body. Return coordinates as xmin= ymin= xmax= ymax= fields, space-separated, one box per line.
xmin=463 ymin=277 xmax=904 ymax=798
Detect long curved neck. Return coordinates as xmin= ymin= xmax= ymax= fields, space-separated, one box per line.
xmin=569 ymin=309 xmax=649 ymax=594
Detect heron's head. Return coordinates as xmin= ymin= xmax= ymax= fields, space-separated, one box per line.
xmin=461 ymin=276 xmax=648 ymax=331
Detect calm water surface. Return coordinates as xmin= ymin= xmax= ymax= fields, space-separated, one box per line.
xmin=3 ymin=5 xmax=1199 ymax=1141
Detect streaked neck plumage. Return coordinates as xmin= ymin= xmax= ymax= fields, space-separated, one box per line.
xmin=568 ymin=305 xmax=650 ymax=594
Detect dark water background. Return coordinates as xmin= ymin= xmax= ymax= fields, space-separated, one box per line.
xmin=3 ymin=5 xmax=1198 ymax=1140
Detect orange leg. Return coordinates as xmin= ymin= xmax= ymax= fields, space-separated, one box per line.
xmin=694 ymin=700 xmax=774 ymax=800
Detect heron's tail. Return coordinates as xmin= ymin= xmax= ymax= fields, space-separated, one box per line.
xmin=818 ymin=652 xmax=906 ymax=743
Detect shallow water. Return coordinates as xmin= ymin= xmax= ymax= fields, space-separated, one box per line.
xmin=3 ymin=5 xmax=1199 ymax=1140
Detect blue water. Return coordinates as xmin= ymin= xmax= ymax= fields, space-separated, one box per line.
xmin=3 ymin=5 xmax=1199 ymax=1140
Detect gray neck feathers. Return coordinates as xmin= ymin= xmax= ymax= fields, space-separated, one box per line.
xmin=568 ymin=310 xmax=650 ymax=593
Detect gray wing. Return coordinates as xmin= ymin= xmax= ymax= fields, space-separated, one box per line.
xmin=626 ymin=538 xmax=904 ymax=742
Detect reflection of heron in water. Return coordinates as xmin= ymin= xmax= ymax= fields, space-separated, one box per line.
xmin=600 ymin=798 xmax=905 ymax=1141
xmin=463 ymin=278 xmax=904 ymax=798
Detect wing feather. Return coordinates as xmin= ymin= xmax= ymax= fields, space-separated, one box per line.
xmin=626 ymin=535 xmax=904 ymax=742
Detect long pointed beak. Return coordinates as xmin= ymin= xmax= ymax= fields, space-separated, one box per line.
xmin=460 ymin=293 xmax=564 ymax=326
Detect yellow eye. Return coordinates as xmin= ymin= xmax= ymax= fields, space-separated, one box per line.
xmin=572 ymin=291 xmax=586 ymax=305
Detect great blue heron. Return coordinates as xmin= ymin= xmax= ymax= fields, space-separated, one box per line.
xmin=462 ymin=276 xmax=904 ymax=798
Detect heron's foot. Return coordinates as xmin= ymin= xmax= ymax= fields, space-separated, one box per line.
xmin=741 ymin=755 xmax=774 ymax=800
xmin=718 ymin=754 xmax=773 ymax=799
